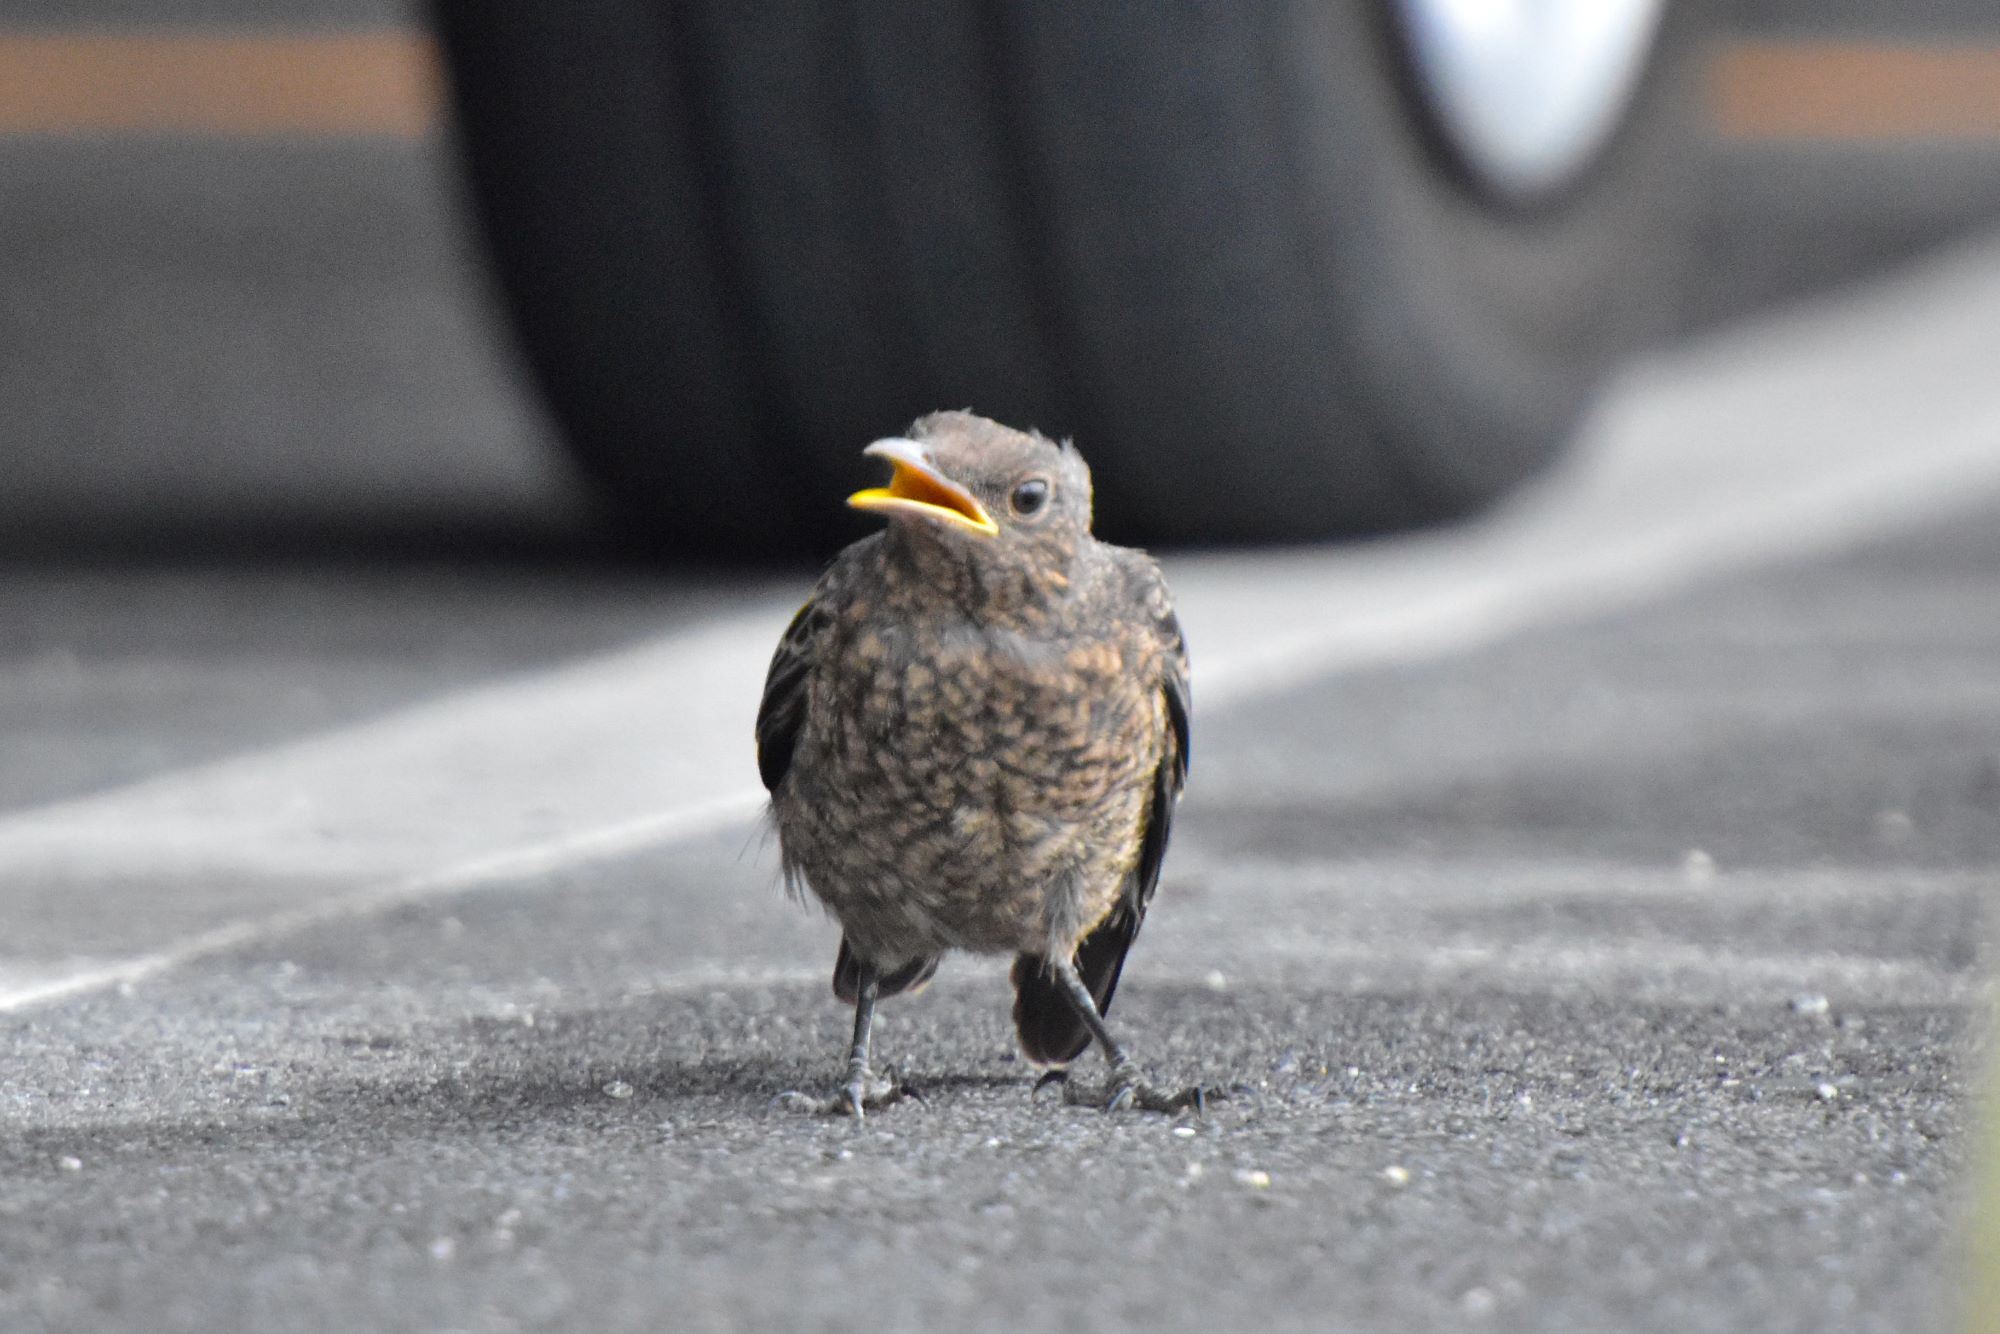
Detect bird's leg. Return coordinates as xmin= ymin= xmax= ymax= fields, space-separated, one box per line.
xmin=1046 ymin=957 xmax=1205 ymax=1116
xmin=775 ymin=965 xmax=909 ymax=1118
xmin=836 ymin=969 xmax=896 ymax=1116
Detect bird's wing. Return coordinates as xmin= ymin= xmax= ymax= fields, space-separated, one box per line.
xmin=755 ymin=598 xmax=827 ymax=792
xmin=1135 ymin=602 xmax=1189 ymax=899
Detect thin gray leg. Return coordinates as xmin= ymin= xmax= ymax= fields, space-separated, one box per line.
xmin=841 ymin=966 xmax=881 ymax=1117
xmin=771 ymin=961 xmax=909 ymax=1118
xmin=1046 ymin=956 xmax=1204 ymax=1115
xmin=1048 ymin=956 xmax=1129 ymax=1068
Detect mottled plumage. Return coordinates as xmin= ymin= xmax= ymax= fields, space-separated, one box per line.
xmin=757 ymin=411 xmax=1195 ymax=1114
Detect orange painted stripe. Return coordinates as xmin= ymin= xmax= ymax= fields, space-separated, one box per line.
xmin=1713 ymin=39 xmax=2000 ymax=142
xmin=0 ymin=32 xmax=440 ymax=136
xmin=0 ymin=32 xmax=1995 ymax=143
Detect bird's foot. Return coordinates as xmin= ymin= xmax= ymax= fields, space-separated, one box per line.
xmin=1047 ymin=1062 xmax=1217 ymax=1117
xmin=772 ymin=1066 xmax=915 ymax=1119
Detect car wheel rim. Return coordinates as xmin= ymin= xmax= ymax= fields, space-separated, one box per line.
xmin=1391 ymin=0 xmax=1667 ymax=199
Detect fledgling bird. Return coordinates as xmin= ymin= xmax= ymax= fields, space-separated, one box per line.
xmin=756 ymin=410 xmax=1197 ymax=1116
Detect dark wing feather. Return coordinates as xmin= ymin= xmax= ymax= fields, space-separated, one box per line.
xmin=755 ymin=600 xmax=824 ymax=792
xmin=1127 ymin=598 xmax=1192 ymax=924
xmin=1014 ymin=597 xmax=1190 ymax=1065
xmin=833 ymin=937 xmax=941 ymax=1002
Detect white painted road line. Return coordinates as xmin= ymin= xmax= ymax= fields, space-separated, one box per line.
xmin=0 ymin=790 xmax=772 ymax=1012
xmin=5 ymin=232 xmax=2000 ymax=1012
xmin=0 ymin=614 xmax=781 ymax=884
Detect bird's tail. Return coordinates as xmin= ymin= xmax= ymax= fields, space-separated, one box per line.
xmin=1011 ymin=910 xmax=1138 ymax=1066
xmin=832 ymin=937 xmax=939 ymax=1002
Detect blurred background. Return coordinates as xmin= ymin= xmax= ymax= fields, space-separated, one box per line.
xmin=1 ymin=0 xmax=1998 ymax=558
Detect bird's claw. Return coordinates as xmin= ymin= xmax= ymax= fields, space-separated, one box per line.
xmin=772 ymin=1068 xmax=914 ymax=1119
xmin=1060 ymin=1067 xmax=1219 ymax=1118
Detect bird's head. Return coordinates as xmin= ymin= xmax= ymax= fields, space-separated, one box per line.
xmin=848 ymin=412 xmax=1094 ymax=587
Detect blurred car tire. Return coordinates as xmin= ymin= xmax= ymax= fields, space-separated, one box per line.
xmin=433 ymin=1 xmax=1697 ymax=553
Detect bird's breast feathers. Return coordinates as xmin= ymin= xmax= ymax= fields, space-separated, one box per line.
xmin=781 ymin=618 xmax=1152 ymax=855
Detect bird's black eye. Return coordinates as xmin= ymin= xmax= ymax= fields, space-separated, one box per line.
xmin=1010 ymin=478 xmax=1050 ymax=517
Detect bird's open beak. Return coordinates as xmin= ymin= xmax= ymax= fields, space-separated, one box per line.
xmin=847 ymin=438 xmax=999 ymax=537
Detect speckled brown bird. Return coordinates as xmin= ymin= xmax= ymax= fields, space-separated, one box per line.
xmin=756 ymin=411 xmax=1195 ymax=1116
